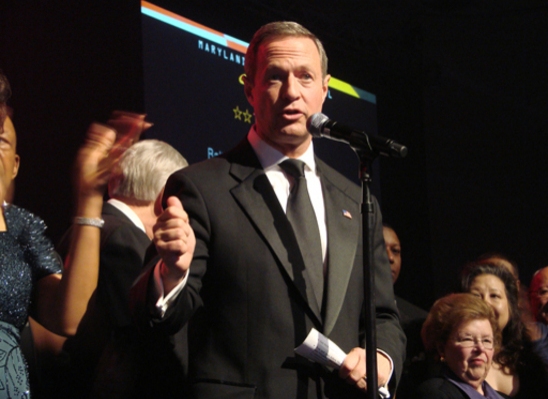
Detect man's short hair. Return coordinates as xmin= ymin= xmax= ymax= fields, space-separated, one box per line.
xmin=108 ymin=139 xmax=188 ymax=202
xmin=244 ymin=21 xmax=328 ymax=83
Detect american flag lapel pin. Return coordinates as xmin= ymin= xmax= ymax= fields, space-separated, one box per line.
xmin=342 ymin=209 xmax=352 ymax=219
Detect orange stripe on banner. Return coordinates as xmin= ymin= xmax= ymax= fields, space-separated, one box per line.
xmin=142 ymin=1 xmax=224 ymax=38
xmin=227 ymin=42 xmax=248 ymax=54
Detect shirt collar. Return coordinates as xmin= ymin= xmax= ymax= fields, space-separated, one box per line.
xmin=247 ymin=125 xmax=316 ymax=173
xmin=107 ymin=198 xmax=146 ymax=233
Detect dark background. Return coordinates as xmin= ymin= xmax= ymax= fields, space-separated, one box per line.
xmin=1 ymin=0 xmax=546 ymax=311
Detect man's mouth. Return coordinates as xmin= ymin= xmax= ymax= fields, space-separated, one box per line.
xmin=281 ymin=109 xmax=303 ymax=120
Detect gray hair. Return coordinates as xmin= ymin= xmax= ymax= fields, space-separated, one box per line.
xmin=244 ymin=21 xmax=329 ymax=83
xmin=108 ymin=139 xmax=188 ymax=202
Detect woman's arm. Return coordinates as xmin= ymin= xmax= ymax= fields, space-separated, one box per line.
xmin=35 ymin=119 xmax=143 ymax=336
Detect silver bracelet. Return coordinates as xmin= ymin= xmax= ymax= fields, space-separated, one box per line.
xmin=74 ymin=217 xmax=105 ymax=228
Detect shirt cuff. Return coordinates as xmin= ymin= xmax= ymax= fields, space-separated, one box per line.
xmin=376 ymin=349 xmax=394 ymax=398
xmin=152 ymin=260 xmax=189 ymax=318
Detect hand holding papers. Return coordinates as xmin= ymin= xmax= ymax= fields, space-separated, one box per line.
xmin=295 ymin=328 xmax=391 ymax=398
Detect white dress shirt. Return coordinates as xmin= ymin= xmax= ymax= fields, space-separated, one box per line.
xmin=247 ymin=127 xmax=327 ymax=267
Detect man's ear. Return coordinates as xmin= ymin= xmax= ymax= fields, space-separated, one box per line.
xmin=12 ymin=154 xmax=20 ymax=180
xmin=243 ymin=74 xmax=254 ymax=105
xmin=154 ymin=187 xmax=165 ymax=217
xmin=321 ymin=74 xmax=331 ymax=104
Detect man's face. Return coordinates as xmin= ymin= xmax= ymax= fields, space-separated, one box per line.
xmin=244 ymin=36 xmax=330 ymax=156
xmin=0 ymin=116 xmax=20 ymax=202
xmin=383 ymin=226 xmax=401 ymax=284
xmin=530 ymin=268 xmax=548 ymax=324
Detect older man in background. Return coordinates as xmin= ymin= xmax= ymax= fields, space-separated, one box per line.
xmin=57 ymin=139 xmax=188 ymax=398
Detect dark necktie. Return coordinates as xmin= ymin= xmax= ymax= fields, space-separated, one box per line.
xmin=279 ymin=159 xmax=324 ymax=309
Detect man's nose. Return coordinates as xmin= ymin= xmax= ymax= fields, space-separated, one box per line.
xmin=283 ymin=75 xmax=300 ymax=100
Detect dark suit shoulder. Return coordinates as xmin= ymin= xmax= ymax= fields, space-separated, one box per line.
xmin=101 ymin=203 xmax=136 ymax=231
xmin=315 ymin=156 xmax=360 ymax=199
xmin=100 ymin=204 xmax=149 ymax=249
xmin=416 ymin=377 xmax=466 ymax=399
xmin=172 ymin=137 xmax=259 ymax=178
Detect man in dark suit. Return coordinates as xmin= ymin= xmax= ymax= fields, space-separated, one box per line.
xmin=57 ymin=139 xmax=188 ymax=398
xmin=132 ymin=21 xmax=405 ymax=398
xmin=383 ymin=224 xmax=428 ymax=398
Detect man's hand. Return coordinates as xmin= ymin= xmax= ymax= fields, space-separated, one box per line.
xmin=339 ymin=348 xmax=391 ymax=392
xmin=153 ymin=196 xmax=196 ymax=294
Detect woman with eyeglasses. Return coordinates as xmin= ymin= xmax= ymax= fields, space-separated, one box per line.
xmin=460 ymin=262 xmax=548 ymax=398
xmin=417 ymin=293 xmax=504 ymax=399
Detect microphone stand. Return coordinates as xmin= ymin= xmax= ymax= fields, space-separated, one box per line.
xmin=356 ymin=147 xmax=380 ymax=399
xmin=309 ymin=114 xmax=407 ymax=398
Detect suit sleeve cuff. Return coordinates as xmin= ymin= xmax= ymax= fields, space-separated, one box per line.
xmin=152 ymin=260 xmax=189 ymax=318
xmin=376 ymin=349 xmax=394 ymax=398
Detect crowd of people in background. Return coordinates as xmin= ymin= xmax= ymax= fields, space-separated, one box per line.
xmin=2 ymin=18 xmax=548 ymax=399
xmin=385 ymin=224 xmax=548 ymax=398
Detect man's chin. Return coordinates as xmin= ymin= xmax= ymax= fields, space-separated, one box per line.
xmin=278 ymin=119 xmax=306 ymax=132
xmin=277 ymin=126 xmax=310 ymax=140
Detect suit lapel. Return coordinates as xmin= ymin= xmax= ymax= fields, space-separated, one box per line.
xmin=227 ymin=142 xmax=323 ymax=323
xmin=317 ymin=160 xmax=360 ymax=336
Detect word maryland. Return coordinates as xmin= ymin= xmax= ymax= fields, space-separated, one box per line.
xmin=198 ymin=40 xmax=245 ymax=66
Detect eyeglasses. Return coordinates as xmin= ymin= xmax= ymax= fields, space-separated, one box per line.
xmin=453 ymin=336 xmax=494 ymax=350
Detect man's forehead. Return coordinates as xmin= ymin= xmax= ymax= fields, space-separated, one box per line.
xmin=383 ymin=228 xmax=400 ymax=242
xmin=258 ymin=36 xmax=319 ymax=59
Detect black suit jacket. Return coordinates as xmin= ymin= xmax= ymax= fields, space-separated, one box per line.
xmin=132 ymin=138 xmax=406 ymax=398
xmin=59 ymin=203 xmax=187 ymax=398
xmin=416 ymin=377 xmax=472 ymax=399
xmin=96 ymin=203 xmax=152 ymax=327
xmin=59 ymin=202 xmax=151 ymax=328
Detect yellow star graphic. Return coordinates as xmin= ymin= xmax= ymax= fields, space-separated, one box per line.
xmin=233 ymin=106 xmax=243 ymax=120
xmin=243 ymin=109 xmax=253 ymax=124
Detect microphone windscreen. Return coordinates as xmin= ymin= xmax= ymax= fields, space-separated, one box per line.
xmin=306 ymin=113 xmax=329 ymax=136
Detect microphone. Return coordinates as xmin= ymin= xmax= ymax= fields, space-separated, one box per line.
xmin=307 ymin=113 xmax=408 ymax=158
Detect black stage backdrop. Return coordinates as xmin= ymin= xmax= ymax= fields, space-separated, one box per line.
xmin=0 ymin=0 xmax=547 ymax=311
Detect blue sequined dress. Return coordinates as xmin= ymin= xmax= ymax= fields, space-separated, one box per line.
xmin=0 ymin=204 xmax=62 ymax=398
